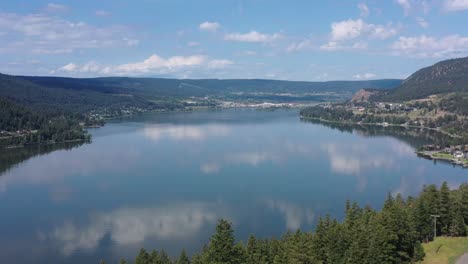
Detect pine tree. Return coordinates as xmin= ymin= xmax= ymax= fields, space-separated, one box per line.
xmin=159 ymin=249 xmax=171 ymax=264
xmin=150 ymin=250 xmax=160 ymax=264
xmin=460 ymin=183 xmax=468 ymax=224
xmin=135 ymin=248 xmax=151 ymax=264
xmin=118 ymin=258 xmax=127 ymax=264
xmin=450 ymin=208 xmax=467 ymax=237
xmin=176 ymin=249 xmax=190 ymax=264
xmin=206 ymin=219 xmax=237 ymax=263
xmin=439 ymin=181 xmax=452 ymax=235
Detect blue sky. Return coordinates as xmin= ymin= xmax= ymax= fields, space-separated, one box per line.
xmin=1 ymin=0 xmax=468 ymax=81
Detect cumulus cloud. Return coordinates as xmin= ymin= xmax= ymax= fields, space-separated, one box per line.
xmin=320 ymin=19 xmax=397 ymax=51
xmin=330 ymin=19 xmax=397 ymax=41
xmin=396 ymin=0 xmax=412 ymax=15
xmin=46 ymin=203 xmax=222 ymax=255
xmin=45 ymin=3 xmax=69 ymax=12
xmin=395 ymin=0 xmax=431 ymax=15
xmin=391 ymin=34 xmax=468 ymax=58
xmin=199 ymin=21 xmax=220 ymax=32
xmin=55 ymin=54 xmax=233 ymax=76
xmin=444 ymin=0 xmax=468 ymax=11
xmin=0 ymin=12 xmax=138 ymax=54
xmin=358 ymin=3 xmax=370 ymax=17
xmin=224 ymin=31 xmax=282 ymax=43
xmin=353 ymin=73 xmax=377 ymax=79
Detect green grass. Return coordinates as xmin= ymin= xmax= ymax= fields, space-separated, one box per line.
xmin=432 ymin=153 xmax=454 ymax=159
xmin=422 ymin=237 xmax=468 ymax=264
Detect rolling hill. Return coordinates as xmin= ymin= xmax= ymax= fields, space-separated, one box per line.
xmin=381 ymin=57 xmax=468 ymax=101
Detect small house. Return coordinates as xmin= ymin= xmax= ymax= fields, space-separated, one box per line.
xmin=454 ymin=151 xmax=464 ymax=159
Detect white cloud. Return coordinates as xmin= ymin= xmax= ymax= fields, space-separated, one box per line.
xmin=0 ymin=12 xmax=138 ymax=54
xmin=444 ymin=0 xmax=468 ymax=11
xmin=45 ymin=3 xmax=68 ymax=12
xmin=224 ymin=31 xmax=282 ymax=43
xmin=199 ymin=21 xmax=220 ymax=32
xmin=391 ymin=34 xmax=468 ymax=58
xmin=59 ymin=63 xmax=78 ymax=72
xmin=416 ymin=17 xmax=429 ymax=28
xmin=396 ymin=0 xmax=412 ymax=15
xmin=353 ymin=73 xmax=377 ymax=79
xmin=95 ymin=10 xmax=111 ymax=17
xmin=286 ymin=40 xmax=312 ymax=52
xmin=330 ymin=19 xmax=397 ymax=41
xmin=208 ymin=59 xmax=234 ymax=69
xmin=320 ymin=41 xmax=368 ymax=51
xmin=321 ymin=18 xmax=397 ymax=51
xmin=358 ymin=3 xmax=370 ymax=17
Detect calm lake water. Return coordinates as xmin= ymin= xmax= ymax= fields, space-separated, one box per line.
xmin=0 ymin=109 xmax=466 ymax=263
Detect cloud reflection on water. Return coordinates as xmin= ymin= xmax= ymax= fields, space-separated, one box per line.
xmin=46 ymin=202 xmax=223 ymax=256
xmin=200 ymin=152 xmax=279 ymax=174
xmin=265 ymin=199 xmax=314 ymax=230
xmin=143 ymin=124 xmax=230 ymax=142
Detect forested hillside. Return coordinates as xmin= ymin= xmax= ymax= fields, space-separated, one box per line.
xmin=107 ymin=182 xmax=468 ymax=264
xmin=19 ymin=75 xmax=401 ymax=102
xmin=0 ymin=97 xmax=91 ymax=148
xmin=379 ymin=57 xmax=468 ymax=101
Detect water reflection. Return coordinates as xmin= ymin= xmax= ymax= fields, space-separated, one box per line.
xmin=0 ymin=109 xmax=465 ymax=264
xmin=46 ymin=202 xmax=225 ymax=256
xmin=264 ymin=199 xmax=314 ymax=230
xmin=0 ymin=142 xmax=140 ymax=192
xmin=322 ymin=143 xmax=394 ymax=175
xmin=143 ymin=124 xmax=230 ymax=142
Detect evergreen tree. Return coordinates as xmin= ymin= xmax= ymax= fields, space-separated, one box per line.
xmin=135 ymin=248 xmax=151 ymax=264
xmin=439 ymin=181 xmax=452 ymax=235
xmin=176 ymin=249 xmax=190 ymax=264
xmin=206 ymin=219 xmax=237 ymax=263
xmin=159 ymin=249 xmax=171 ymax=264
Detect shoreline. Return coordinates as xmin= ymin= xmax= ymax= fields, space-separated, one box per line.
xmin=300 ymin=116 xmax=468 ymax=169
xmin=1 ymin=138 xmax=89 ymax=150
xmin=416 ymin=151 xmax=468 ymax=168
xmin=1 ymin=105 xmax=300 ymax=150
xmin=299 ymin=116 xmax=462 ymax=139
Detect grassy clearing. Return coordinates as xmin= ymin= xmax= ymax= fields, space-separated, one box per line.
xmin=422 ymin=237 xmax=468 ymax=264
xmin=433 ymin=153 xmax=454 ymax=159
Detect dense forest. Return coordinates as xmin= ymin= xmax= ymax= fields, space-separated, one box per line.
xmin=0 ymin=97 xmax=92 ymax=148
xmin=376 ymin=57 xmax=468 ymax=102
xmin=19 ymin=75 xmax=401 ymax=102
xmin=299 ymin=105 xmax=468 ymax=144
xmin=100 ymin=182 xmax=468 ymax=264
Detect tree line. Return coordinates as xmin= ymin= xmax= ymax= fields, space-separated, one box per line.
xmin=101 ymin=182 xmax=467 ymax=264
xmin=0 ymin=97 xmax=92 ymax=148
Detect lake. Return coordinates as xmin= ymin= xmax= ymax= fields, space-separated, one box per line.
xmin=0 ymin=109 xmax=466 ymax=263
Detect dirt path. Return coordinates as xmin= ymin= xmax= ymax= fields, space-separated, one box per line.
xmin=456 ymin=253 xmax=468 ymax=264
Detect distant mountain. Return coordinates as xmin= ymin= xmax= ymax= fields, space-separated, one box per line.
xmin=0 ymin=72 xmax=402 ymax=115
xmin=381 ymin=57 xmax=468 ymax=101
xmin=17 ymin=75 xmax=401 ymax=101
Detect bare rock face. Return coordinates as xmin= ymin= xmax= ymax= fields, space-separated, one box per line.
xmin=351 ymin=89 xmax=376 ymax=103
